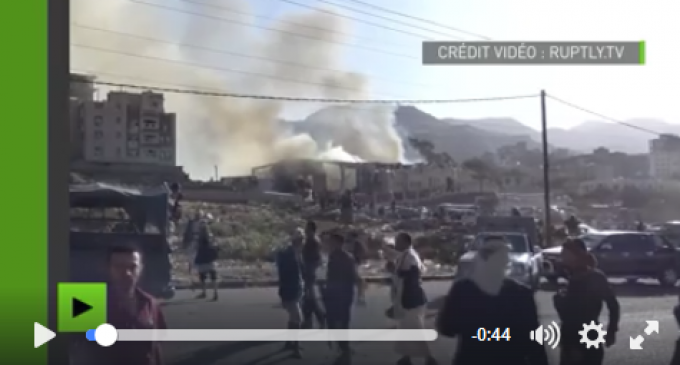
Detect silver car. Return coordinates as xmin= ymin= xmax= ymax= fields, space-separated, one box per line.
xmin=456 ymin=232 xmax=542 ymax=290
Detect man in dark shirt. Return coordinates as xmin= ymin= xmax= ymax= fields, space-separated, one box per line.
xmin=301 ymin=220 xmax=325 ymax=329
xmin=73 ymin=244 xmax=167 ymax=365
xmin=340 ymin=190 xmax=354 ymax=225
xmin=436 ymin=236 xmax=548 ymax=365
xmin=324 ymin=233 xmax=365 ymax=358
xmin=564 ymin=215 xmax=581 ymax=236
xmin=276 ymin=228 xmax=305 ymax=358
xmin=553 ymin=238 xmax=619 ymax=365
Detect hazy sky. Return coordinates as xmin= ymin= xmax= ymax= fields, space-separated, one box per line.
xmin=264 ymin=0 xmax=679 ymax=130
xmin=71 ymin=0 xmax=680 ymax=177
xmin=73 ymin=0 xmax=680 ymax=128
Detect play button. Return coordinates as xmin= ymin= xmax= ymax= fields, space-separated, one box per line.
xmin=58 ymin=283 xmax=107 ymax=332
xmin=72 ymin=298 xmax=93 ymax=318
xmin=34 ymin=323 xmax=56 ymax=348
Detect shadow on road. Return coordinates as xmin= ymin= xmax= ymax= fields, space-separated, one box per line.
xmin=538 ymin=281 xmax=677 ymax=297
xmin=424 ymin=281 xmax=678 ymax=316
xmin=161 ymin=298 xmax=206 ymax=307
xmin=170 ymin=341 xmax=275 ymax=365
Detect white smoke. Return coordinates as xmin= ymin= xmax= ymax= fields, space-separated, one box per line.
xmin=70 ymin=0 xmax=409 ymax=179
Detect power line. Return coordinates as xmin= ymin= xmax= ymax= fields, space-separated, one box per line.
xmin=70 ymin=75 xmax=539 ymax=104
xmin=336 ymin=0 xmax=492 ymax=40
xmin=176 ymin=0 xmax=413 ymax=49
xmin=124 ymin=0 xmax=417 ymax=61
xmin=72 ymin=23 xmax=446 ymax=91
xmin=72 ymin=43 xmax=408 ymax=98
xmin=313 ymin=0 xmax=465 ymax=40
xmin=547 ymin=94 xmax=662 ymax=136
xmin=272 ymin=0 xmax=446 ymax=41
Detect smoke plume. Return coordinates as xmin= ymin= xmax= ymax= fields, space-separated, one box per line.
xmin=70 ymin=0 xmax=406 ymax=179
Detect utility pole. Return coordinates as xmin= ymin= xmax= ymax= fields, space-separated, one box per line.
xmin=541 ymin=90 xmax=552 ymax=247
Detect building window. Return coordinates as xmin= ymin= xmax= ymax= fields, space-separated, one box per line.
xmin=144 ymin=120 xmax=157 ymax=129
xmin=116 ymin=117 xmax=121 ymax=124
xmin=128 ymin=134 xmax=139 ymax=141
xmin=116 ymin=131 xmax=122 ymax=139
xmin=116 ymin=148 xmax=121 ymax=156
xmin=146 ymin=149 xmax=157 ymax=157
xmin=94 ymin=146 xmax=103 ymax=156
xmin=144 ymin=134 xmax=157 ymax=143
xmin=94 ymin=116 xmax=103 ymax=126
xmin=93 ymin=130 xmax=104 ymax=139
xmin=127 ymin=149 xmax=139 ymax=157
xmin=131 ymin=120 xmax=139 ymax=128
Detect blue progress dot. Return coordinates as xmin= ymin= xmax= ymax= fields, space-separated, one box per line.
xmin=86 ymin=329 xmax=96 ymax=341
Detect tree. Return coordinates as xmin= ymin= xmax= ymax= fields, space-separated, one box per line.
xmin=463 ymin=158 xmax=495 ymax=191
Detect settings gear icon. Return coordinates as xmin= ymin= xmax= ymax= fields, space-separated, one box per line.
xmin=578 ymin=321 xmax=607 ymax=349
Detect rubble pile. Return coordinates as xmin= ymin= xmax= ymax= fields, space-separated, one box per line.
xmin=171 ymin=202 xmax=464 ymax=282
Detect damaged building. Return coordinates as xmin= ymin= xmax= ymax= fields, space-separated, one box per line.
xmin=252 ymin=159 xmax=457 ymax=203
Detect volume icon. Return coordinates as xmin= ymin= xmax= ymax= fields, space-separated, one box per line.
xmin=530 ymin=321 xmax=561 ymax=349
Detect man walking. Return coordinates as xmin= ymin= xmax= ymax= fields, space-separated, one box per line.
xmin=276 ymin=228 xmax=305 ymax=358
xmin=324 ymin=233 xmax=365 ymax=360
xmin=301 ymin=221 xmax=325 ymax=329
xmin=436 ymin=236 xmax=548 ymax=365
xmin=191 ymin=216 xmax=219 ymax=301
xmin=385 ymin=233 xmax=437 ymax=365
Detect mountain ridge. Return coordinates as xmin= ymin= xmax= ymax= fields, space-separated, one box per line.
xmin=286 ymin=105 xmax=678 ymax=161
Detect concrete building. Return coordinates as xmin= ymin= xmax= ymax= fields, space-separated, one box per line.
xmin=75 ymin=90 xmax=177 ymax=166
xmin=70 ymin=73 xmax=96 ymax=101
xmin=649 ymin=134 xmax=680 ymax=179
xmin=578 ymin=177 xmax=680 ymax=195
xmin=70 ymin=73 xmax=97 ymax=161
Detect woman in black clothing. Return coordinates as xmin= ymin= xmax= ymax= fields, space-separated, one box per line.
xmin=301 ymin=221 xmax=326 ymax=329
xmin=554 ymin=238 xmax=620 ymax=365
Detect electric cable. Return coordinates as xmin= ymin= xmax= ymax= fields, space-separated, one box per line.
xmin=72 ymin=43 xmax=408 ymax=98
xmin=69 ymin=73 xmax=539 ymax=104
xmin=72 ymin=23 xmax=450 ymax=91
xmin=547 ymin=94 xmax=662 ymax=136
xmin=121 ymin=0 xmax=417 ymax=60
xmin=335 ymin=0 xmax=492 ymax=40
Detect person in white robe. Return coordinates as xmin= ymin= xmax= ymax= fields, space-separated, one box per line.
xmin=384 ymin=233 xmax=437 ymax=365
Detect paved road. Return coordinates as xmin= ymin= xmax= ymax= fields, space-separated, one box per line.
xmin=161 ymin=281 xmax=680 ymax=365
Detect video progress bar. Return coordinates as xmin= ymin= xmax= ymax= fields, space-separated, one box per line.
xmin=117 ymin=329 xmax=438 ymax=342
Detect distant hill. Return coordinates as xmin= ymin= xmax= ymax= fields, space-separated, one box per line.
xmin=284 ymin=105 xmax=542 ymax=161
xmin=547 ymin=119 xmax=680 ymax=153
xmin=285 ymin=105 xmax=677 ymax=161
xmin=394 ymin=106 xmax=541 ymax=160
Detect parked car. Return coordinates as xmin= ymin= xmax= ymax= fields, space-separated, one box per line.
xmin=541 ymin=231 xmax=680 ymax=287
xmin=457 ymin=231 xmax=542 ymax=290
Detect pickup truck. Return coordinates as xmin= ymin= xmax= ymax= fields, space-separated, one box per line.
xmin=457 ymin=231 xmax=542 ymax=290
xmin=541 ymin=230 xmax=680 ymax=287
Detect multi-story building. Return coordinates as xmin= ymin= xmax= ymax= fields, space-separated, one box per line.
xmin=73 ymin=89 xmax=177 ymax=166
xmin=649 ymin=134 xmax=680 ymax=179
xmin=70 ymin=73 xmax=97 ymax=161
xmin=70 ymin=73 xmax=96 ymax=101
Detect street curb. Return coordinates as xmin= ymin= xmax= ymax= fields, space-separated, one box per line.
xmin=173 ymin=274 xmax=455 ymax=290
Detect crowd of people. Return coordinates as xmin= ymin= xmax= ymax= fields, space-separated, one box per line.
xmin=72 ymin=213 xmax=680 ymax=365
